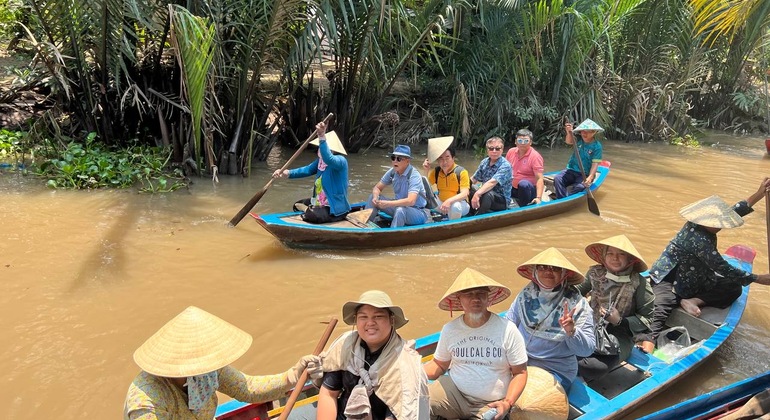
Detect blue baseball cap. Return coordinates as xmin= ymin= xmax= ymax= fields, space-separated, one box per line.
xmin=391 ymin=144 xmax=411 ymax=158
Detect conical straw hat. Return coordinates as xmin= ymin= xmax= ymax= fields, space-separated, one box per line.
xmin=573 ymin=118 xmax=604 ymax=133
xmin=585 ymin=234 xmax=648 ymax=272
xmin=133 ymin=306 xmax=252 ymax=378
xmin=509 ymin=366 xmax=568 ymax=420
xmin=427 ymin=136 xmax=454 ymax=163
xmin=310 ymin=130 xmax=347 ymax=155
xmin=517 ymin=247 xmax=584 ymax=286
xmin=342 ymin=290 xmax=409 ymax=329
xmin=679 ymin=195 xmax=743 ymax=229
xmin=438 ymin=268 xmax=511 ymax=311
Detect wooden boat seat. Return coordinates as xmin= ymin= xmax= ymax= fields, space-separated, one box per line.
xmin=665 ymin=307 xmax=722 ymax=342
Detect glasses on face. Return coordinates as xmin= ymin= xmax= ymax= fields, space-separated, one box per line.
xmin=487 ymin=146 xmax=503 ymax=151
xmin=536 ymin=265 xmax=562 ymax=272
xmin=516 ymin=137 xmax=531 ymax=144
xmin=390 ymin=155 xmax=406 ymax=162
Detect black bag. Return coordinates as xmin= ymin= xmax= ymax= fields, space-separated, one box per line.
xmin=594 ymin=320 xmax=620 ymax=356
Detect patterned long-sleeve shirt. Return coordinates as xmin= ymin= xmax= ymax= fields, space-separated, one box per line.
xmin=649 ymin=200 xmax=757 ymax=299
xmin=124 ymin=366 xmax=288 ymax=420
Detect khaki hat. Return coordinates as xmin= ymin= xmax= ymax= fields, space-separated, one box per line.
xmin=310 ymin=130 xmax=347 ymax=155
xmin=517 ymin=247 xmax=584 ymax=286
xmin=133 ymin=306 xmax=252 ymax=378
xmin=585 ymin=234 xmax=648 ymax=272
xmin=679 ymin=195 xmax=743 ymax=229
xmin=427 ymin=136 xmax=454 ymax=163
xmin=438 ymin=268 xmax=511 ymax=311
xmin=342 ymin=290 xmax=408 ymax=329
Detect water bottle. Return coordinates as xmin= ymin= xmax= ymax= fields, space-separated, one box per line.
xmin=481 ymin=408 xmax=498 ymax=420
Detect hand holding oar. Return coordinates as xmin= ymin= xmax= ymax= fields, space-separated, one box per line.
xmin=229 ymin=113 xmax=335 ymax=227
xmin=279 ymin=317 xmax=338 ymax=420
xmin=565 ymin=118 xmax=600 ymax=216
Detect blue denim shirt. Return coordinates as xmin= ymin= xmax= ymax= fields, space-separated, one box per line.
xmin=649 ymin=200 xmax=757 ymax=298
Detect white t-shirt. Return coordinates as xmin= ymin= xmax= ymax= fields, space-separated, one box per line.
xmin=434 ymin=314 xmax=528 ymax=401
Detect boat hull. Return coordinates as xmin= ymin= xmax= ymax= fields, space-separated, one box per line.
xmin=254 ymin=164 xmax=609 ymax=249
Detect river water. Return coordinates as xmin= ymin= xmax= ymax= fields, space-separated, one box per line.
xmin=0 ymin=133 xmax=768 ymax=419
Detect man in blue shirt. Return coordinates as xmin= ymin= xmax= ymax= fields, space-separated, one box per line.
xmin=470 ymin=137 xmax=512 ymax=215
xmin=367 ymin=145 xmax=428 ymax=227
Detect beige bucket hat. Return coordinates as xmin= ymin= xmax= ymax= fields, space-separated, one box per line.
xmin=585 ymin=234 xmax=648 ymax=272
xmin=133 ymin=306 xmax=253 ymax=378
xmin=342 ymin=290 xmax=408 ymax=329
xmin=679 ymin=195 xmax=743 ymax=229
xmin=310 ymin=130 xmax=347 ymax=155
xmin=438 ymin=267 xmax=511 ymax=311
xmin=517 ymin=247 xmax=585 ymax=286
xmin=427 ymin=136 xmax=454 ymax=163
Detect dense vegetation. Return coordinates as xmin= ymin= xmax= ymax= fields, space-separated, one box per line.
xmin=0 ymin=0 xmax=768 ymax=186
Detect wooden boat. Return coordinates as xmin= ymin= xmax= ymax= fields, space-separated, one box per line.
xmin=216 ymin=244 xmax=754 ymax=420
xmin=637 ymin=370 xmax=770 ymax=420
xmin=252 ymin=162 xmax=610 ymax=249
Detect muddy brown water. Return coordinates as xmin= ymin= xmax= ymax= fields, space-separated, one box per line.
xmin=0 ymin=133 xmax=769 ymax=419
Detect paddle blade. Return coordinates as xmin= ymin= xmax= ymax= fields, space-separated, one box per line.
xmin=587 ymin=193 xmax=600 ymax=216
xmin=229 ymin=186 xmax=269 ymax=227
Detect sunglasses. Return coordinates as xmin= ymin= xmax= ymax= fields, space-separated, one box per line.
xmin=516 ymin=138 xmax=531 ymax=144
xmin=390 ymin=155 xmax=407 ymax=162
xmin=487 ymin=146 xmax=503 ymax=151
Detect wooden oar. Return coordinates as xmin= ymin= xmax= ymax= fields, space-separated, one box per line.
xmin=766 ymin=191 xmax=769 ymax=271
xmin=279 ymin=317 xmax=338 ymax=420
xmin=229 ymin=113 xmax=335 ymax=227
xmin=568 ymin=121 xmax=600 ymax=216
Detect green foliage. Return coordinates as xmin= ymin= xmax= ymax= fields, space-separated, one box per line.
xmin=669 ymin=134 xmax=700 ymax=147
xmin=0 ymin=0 xmax=23 ymax=38
xmin=0 ymin=129 xmax=25 ymax=159
xmin=37 ymin=133 xmax=186 ymax=192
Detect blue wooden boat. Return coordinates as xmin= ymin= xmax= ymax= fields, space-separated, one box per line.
xmin=637 ymin=370 xmax=770 ymax=420
xmin=252 ymin=163 xmax=610 ymax=249
xmin=217 ymin=244 xmax=755 ymax=420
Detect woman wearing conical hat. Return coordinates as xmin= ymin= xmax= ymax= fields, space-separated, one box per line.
xmin=575 ymin=235 xmax=654 ymax=380
xmin=124 ymin=306 xmax=322 ymax=419
xmin=272 ymin=121 xmax=351 ymax=224
xmin=553 ymin=119 xmax=603 ymax=199
xmin=643 ymin=179 xmax=770 ymax=347
xmin=505 ymin=248 xmax=595 ymax=389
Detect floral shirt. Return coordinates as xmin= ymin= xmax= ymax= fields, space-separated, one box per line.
xmin=649 ymin=200 xmax=757 ymax=299
xmin=124 ymin=366 xmax=288 ymax=420
xmin=471 ymin=157 xmax=513 ymax=203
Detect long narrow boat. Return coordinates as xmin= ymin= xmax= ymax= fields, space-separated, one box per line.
xmin=637 ymin=370 xmax=770 ymax=420
xmin=216 ymin=244 xmax=754 ymax=420
xmin=252 ymin=162 xmax=610 ymax=249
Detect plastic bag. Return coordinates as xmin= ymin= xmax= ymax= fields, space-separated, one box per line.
xmin=656 ymin=326 xmax=691 ymax=361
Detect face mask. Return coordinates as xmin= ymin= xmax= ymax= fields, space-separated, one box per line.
xmin=185 ymin=371 xmax=219 ymax=411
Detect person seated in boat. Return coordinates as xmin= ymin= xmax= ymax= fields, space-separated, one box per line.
xmin=316 ymin=290 xmax=429 ymax=420
xmin=505 ymin=129 xmax=545 ymax=207
xmin=272 ymin=121 xmax=351 ymax=224
xmin=366 ymin=145 xmax=429 ymax=227
xmin=553 ymin=119 xmax=603 ymax=199
xmin=424 ymin=268 xmax=528 ymax=420
xmin=421 ymin=136 xmax=471 ymax=220
xmin=575 ymin=235 xmax=654 ymax=379
xmin=505 ymin=247 xmax=595 ymax=389
xmin=640 ymin=181 xmax=770 ymax=349
xmin=124 ymin=306 xmax=322 ymax=419
xmin=469 ymin=137 xmax=513 ymax=215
